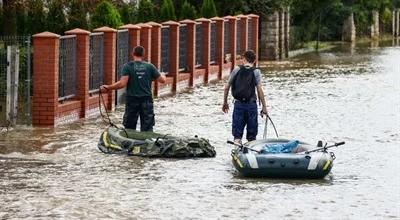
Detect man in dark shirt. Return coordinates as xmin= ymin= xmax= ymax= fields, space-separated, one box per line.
xmin=101 ymin=46 xmax=166 ymax=131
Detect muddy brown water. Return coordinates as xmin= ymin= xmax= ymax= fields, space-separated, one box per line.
xmin=1 ymin=41 xmax=399 ymax=219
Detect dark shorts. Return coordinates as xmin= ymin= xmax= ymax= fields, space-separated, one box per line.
xmin=232 ymin=101 xmax=258 ymax=141
xmin=123 ymin=96 xmax=155 ymax=132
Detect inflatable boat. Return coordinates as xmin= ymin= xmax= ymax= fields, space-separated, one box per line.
xmin=230 ymin=139 xmax=344 ymax=179
xmin=98 ymin=127 xmax=216 ymax=158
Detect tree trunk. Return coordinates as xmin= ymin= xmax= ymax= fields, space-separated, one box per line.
xmin=3 ymin=0 xmax=18 ymax=36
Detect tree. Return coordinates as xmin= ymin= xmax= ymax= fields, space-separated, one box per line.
xmin=118 ymin=2 xmax=136 ymax=24
xmin=90 ymin=0 xmax=123 ymax=29
xmin=2 ymin=0 xmax=17 ymax=36
xmin=47 ymin=0 xmax=68 ymax=34
xmin=137 ymin=0 xmax=156 ymax=23
xmin=201 ymin=0 xmax=217 ymax=18
xmin=16 ymin=2 xmax=27 ymax=35
xmin=160 ymin=0 xmax=177 ymax=21
xmin=0 ymin=6 xmax=3 ymax=35
xmin=26 ymin=0 xmax=46 ymax=35
xmin=68 ymin=0 xmax=89 ymax=30
xmin=180 ymin=0 xmax=197 ymax=20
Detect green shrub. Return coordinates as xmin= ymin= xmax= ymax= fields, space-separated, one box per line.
xmin=90 ymin=0 xmax=122 ymax=29
xmin=119 ymin=2 xmax=137 ymax=24
xmin=47 ymin=0 xmax=67 ymax=34
xmin=68 ymin=0 xmax=89 ymax=30
xmin=137 ymin=0 xmax=156 ymax=23
xmin=180 ymin=0 xmax=197 ymax=20
xmin=160 ymin=0 xmax=177 ymax=21
xmin=201 ymin=0 xmax=217 ymax=18
xmin=0 ymin=7 xmax=3 ymax=35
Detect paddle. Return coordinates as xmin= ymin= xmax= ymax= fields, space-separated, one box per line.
xmin=304 ymin=141 xmax=345 ymax=154
xmin=227 ymin=140 xmax=261 ymax=153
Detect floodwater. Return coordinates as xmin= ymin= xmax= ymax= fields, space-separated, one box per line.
xmin=1 ymin=40 xmax=399 ymax=219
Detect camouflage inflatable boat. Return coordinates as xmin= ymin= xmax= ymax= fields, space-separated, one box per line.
xmin=98 ymin=127 xmax=216 ymax=158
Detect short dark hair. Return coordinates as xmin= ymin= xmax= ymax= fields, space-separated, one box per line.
xmin=243 ymin=50 xmax=256 ymax=63
xmin=133 ymin=46 xmax=145 ymax=57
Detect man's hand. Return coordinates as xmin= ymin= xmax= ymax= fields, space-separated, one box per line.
xmin=260 ymin=106 xmax=268 ymax=118
xmin=100 ymin=85 xmax=110 ymax=93
xmin=222 ymin=103 xmax=229 ymax=113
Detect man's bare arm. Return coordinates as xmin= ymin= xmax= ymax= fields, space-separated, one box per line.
xmin=222 ymin=83 xmax=230 ymax=113
xmin=102 ymin=75 xmax=129 ymax=91
xmin=256 ymin=85 xmax=268 ymax=115
xmin=157 ymin=74 xmax=167 ymax=83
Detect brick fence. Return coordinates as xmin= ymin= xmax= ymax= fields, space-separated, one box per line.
xmin=32 ymin=14 xmax=260 ymax=126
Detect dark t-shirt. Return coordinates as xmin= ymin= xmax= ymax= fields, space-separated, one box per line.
xmin=122 ymin=61 xmax=161 ymax=97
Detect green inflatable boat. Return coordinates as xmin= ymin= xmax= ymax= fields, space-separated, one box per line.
xmin=98 ymin=127 xmax=216 ymax=158
xmin=230 ymin=139 xmax=344 ymax=179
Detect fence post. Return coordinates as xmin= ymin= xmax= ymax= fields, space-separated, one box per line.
xmin=211 ymin=17 xmax=225 ymax=80
xmin=138 ymin=24 xmax=152 ymax=62
xmin=94 ymin=27 xmax=117 ymax=111
xmin=32 ymin=32 xmax=60 ymax=126
xmin=147 ymin=22 xmax=162 ymax=96
xmin=162 ymin=21 xmax=180 ymax=93
xmin=65 ymin=28 xmax=90 ymax=118
xmin=237 ymin=15 xmax=249 ymax=54
xmin=248 ymin=14 xmax=260 ymax=62
xmin=225 ymin=16 xmax=237 ymax=71
xmin=196 ymin=18 xmax=211 ymax=84
xmin=119 ymin=24 xmax=141 ymax=60
xmin=180 ymin=20 xmax=196 ymax=87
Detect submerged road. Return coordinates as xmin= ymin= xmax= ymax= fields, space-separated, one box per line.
xmin=1 ymin=41 xmax=399 ymax=219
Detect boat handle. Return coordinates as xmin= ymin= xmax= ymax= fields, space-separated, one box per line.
xmin=268 ymin=159 xmax=275 ymax=164
xmin=280 ymin=162 xmax=286 ymax=167
xmin=293 ymin=159 xmax=300 ymax=165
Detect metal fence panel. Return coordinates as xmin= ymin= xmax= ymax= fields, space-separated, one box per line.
xmin=236 ymin=20 xmax=241 ymax=54
xmin=116 ymin=30 xmax=129 ymax=80
xmin=248 ymin=18 xmax=253 ymax=50
xmin=210 ymin=22 xmax=217 ymax=63
xmin=161 ymin=27 xmax=170 ymax=73
xmin=115 ymin=30 xmax=129 ymax=105
xmin=195 ymin=24 xmax=203 ymax=66
xmin=89 ymin=33 xmax=104 ymax=93
xmin=179 ymin=25 xmax=188 ymax=71
xmin=0 ymin=36 xmax=32 ymax=126
xmin=59 ymin=36 xmax=77 ymax=101
xmin=224 ymin=21 xmax=230 ymax=57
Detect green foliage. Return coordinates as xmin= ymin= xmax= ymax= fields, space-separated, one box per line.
xmin=47 ymin=0 xmax=67 ymax=34
xmin=137 ymin=0 xmax=156 ymax=23
xmin=68 ymin=0 xmax=89 ymax=30
xmin=201 ymin=0 xmax=217 ymax=18
xmin=180 ymin=0 xmax=197 ymax=20
xmin=160 ymin=0 xmax=177 ymax=21
xmin=118 ymin=2 xmax=137 ymax=24
xmin=26 ymin=0 xmax=46 ymax=34
xmin=91 ymin=0 xmax=122 ymax=29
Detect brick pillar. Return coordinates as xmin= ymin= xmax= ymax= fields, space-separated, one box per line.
xmin=225 ymin=16 xmax=237 ymax=70
xmin=342 ymin=12 xmax=356 ymax=42
xmin=65 ymin=28 xmax=90 ymax=118
xmin=94 ymin=26 xmax=117 ymax=111
xmin=32 ymin=32 xmax=60 ymax=126
xmin=137 ymin=23 xmax=152 ymax=62
xmin=181 ymin=19 xmax=196 ymax=87
xmin=211 ymin=17 xmax=224 ymax=80
xmin=119 ymin=24 xmax=141 ymax=60
xmin=196 ymin=18 xmax=211 ymax=84
xmin=162 ymin=21 xmax=180 ymax=93
xmin=248 ymin=14 xmax=260 ymax=61
xmin=147 ymin=21 xmax=162 ymax=96
xmin=237 ymin=15 xmax=248 ymax=54
xmin=261 ymin=12 xmax=279 ymax=60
